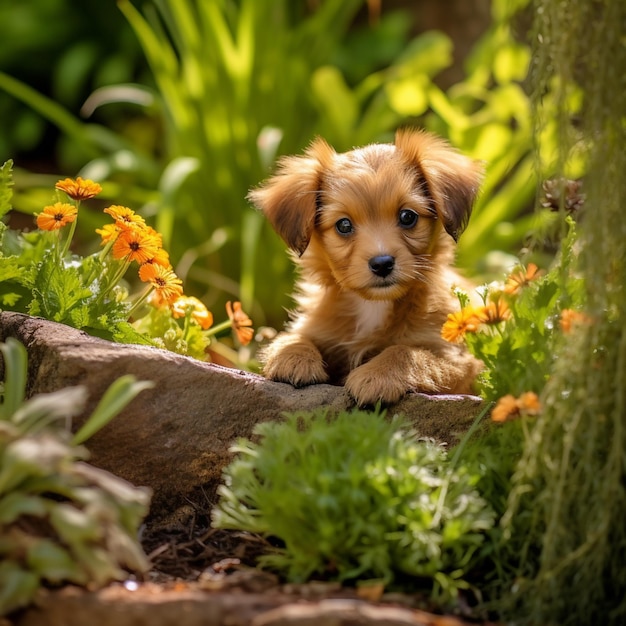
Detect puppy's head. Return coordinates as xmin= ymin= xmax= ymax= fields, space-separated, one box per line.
xmin=248 ymin=129 xmax=483 ymax=300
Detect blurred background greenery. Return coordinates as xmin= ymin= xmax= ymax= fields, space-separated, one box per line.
xmin=0 ymin=0 xmax=558 ymax=334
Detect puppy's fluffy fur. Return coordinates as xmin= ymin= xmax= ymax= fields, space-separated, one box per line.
xmin=249 ymin=129 xmax=483 ymax=406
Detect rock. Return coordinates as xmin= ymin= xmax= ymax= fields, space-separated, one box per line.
xmin=0 ymin=312 xmax=484 ymax=519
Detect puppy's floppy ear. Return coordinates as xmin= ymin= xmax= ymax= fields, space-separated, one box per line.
xmin=247 ymin=138 xmax=335 ymax=256
xmin=395 ymin=129 xmax=483 ymax=241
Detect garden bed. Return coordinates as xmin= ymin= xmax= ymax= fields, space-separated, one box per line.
xmin=1 ymin=312 xmax=488 ymax=626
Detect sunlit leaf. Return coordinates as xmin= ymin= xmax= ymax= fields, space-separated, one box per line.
xmin=0 ymin=160 xmax=13 ymax=220
xmin=311 ymin=66 xmax=358 ymax=143
xmin=385 ymin=75 xmax=429 ymax=116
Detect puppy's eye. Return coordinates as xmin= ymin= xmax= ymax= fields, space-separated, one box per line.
xmin=335 ymin=218 xmax=354 ymax=236
xmin=398 ymin=208 xmax=419 ymax=229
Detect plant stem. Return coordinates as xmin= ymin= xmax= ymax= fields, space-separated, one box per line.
xmin=204 ymin=318 xmax=233 ymax=338
xmin=127 ymin=285 xmax=154 ymax=320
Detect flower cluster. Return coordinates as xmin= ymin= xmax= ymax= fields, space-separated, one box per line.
xmin=441 ymin=297 xmax=511 ymax=343
xmin=441 ymin=244 xmax=587 ymax=420
xmin=33 ymin=176 xmax=253 ymax=360
xmin=491 ymin=391 xmax=541 ymax=423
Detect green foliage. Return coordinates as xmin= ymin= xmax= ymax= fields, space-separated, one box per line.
xmin=2 ymin=1 xmax=543 ymax=328
xmin=451 ymin=217 xmax=585 ymax=402
xmin=451 ymin=418 xmax=531 ymax=596
xmin=0 ymin=164 xmax=251 ymax=363
xmin=0 ymin=1 xmax=148 ymax=168
xmin=213 ymin=408 xmax=494 ymax=601
xmin=0 ymin=337 xmax=152 ymax=615
xmin=496 ymin=0 xmax=626 ymax=623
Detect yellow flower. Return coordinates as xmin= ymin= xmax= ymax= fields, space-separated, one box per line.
xmin=171 ymin=295 xmax=213 ymax=330
xmin=476 ymin=298 xmax=511 ymax=325
xmin=95 ymin=223 xmax=120 ymax=245
xmin=104 ymin=205 xmax=146 ymax=228
xmin=491 ymin=391 xmax=541 ymax=423
xmin=226 ymin=301 xmax=254 ymax=346
xmin=560 ymin=308 xmax=591 ymax=333
xmin=138 ymin=263 xmax=183 ymax=305
xmin=112 ymin=225 xmax=161 ymax=264
xmin=55 ymin=177 xmax=102 ymax=201
xmin=504 ymin=262 xmax=542 ymax=295
xmin=36 ymin=202 xmax=78 ymax=231
xmin=441 ymin=307 xmax=482 ymax=343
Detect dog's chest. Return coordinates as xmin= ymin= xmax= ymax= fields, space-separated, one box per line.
xmin=353 ymin=299 xmax=392 ymax=338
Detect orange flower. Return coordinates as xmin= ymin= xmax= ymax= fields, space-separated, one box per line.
xmin=143 ymin=225 xmax=164 ymax=249
xmin=441 ymin=307 xmax=482 ymax=343
xmin=560 ymin=309 xmax=591 ymax=333
xmin=504 ymin=263 xmax=542 ymax=295
xmin=36 ymin=202 xmax=78 ymax=231
xmin=139 ymin=263 xmax=183 ymax=305
xmin=491 ymin=395 xmax=519 ymax=423
xmin=55 ymin=177 xmax=102 ymax=201
xmin=518 ymin=391 xmax=541 ymax=415
xmin=143 ymin=247 xmax=171 ymax=268
xmin=226 ymin=301 xmax=254 ymax=346
xmin=171 ymin=295 xmax=213 ymax=330
xmin=491 ymin=391 xmax=541 ymax=423
xmin=104 ymin=205 xmax=146 ymax=228
xmin=112 ymin=225 xmax=161 ymax=264
xmin=476 ymin=298 xmax=511 ymax=325
xmin=96 ymin=223 xmax=120 ymax=245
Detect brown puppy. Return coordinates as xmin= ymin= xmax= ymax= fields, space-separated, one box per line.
xmin=249 ymin=129 xmax=483 ymax=406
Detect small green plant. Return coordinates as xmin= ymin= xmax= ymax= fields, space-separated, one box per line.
xmin=212 ymin=408 xmax=495 ymax=601
xmin=441 ymin=215 xmax=586 ymax=409
xmin=0 ymin=337 xmax=152 ymax=616
xmin=0 ymin=161 xmax=254 ymax=365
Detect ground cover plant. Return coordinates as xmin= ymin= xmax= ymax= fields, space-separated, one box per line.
xmin=0 ymin=337 xmax=152 ymax=616
xmin=213 ymin=408 xmax=495 ymax=604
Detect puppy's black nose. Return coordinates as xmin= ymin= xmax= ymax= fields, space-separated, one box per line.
xmin=368 ymin=254 xmax=395 ymax=278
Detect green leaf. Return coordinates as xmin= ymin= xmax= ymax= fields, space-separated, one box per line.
xmin=0 ymin=160 xmax=13 ymax=220
xmin=31 ymin=251 xmax=93 ymax=324
xmin=26 ymin=539 xmax=85 ymax=584
xmin=0 ymin=492 xmax=47 ymax=524
xmin=72 ymin=375 xmax=154 ymax=446
xmin=493 ymin=42 xmax=531 ymax=84
xmin=385 ymin=74 xmax=430 ymax=116
xmin=0 ymin=562 xmax=39 ymax=616
xmin=12 ymin=387 xmax=88 ymax=435
xmin=311 ymin=66 xmax=358 ymax=143
xmin=49 ymin=503 xmax=102 ymax=545
xmin=392 ymin=30 xmax=453 ymax=79
xmin=0 ymin=436 xmax=69 ymax=495
xmin=0 ymin=338 xmax=28 ymax=422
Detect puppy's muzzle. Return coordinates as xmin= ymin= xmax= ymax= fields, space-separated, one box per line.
xmin=368 ymin=254 xmax=395 ymax=278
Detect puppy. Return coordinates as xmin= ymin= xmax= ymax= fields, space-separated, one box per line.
xmin=248 ymin=129 xmax=483 ymax=406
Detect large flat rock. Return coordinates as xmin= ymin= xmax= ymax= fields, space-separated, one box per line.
xmin=0 ymin=312 xmax=483 ymax=519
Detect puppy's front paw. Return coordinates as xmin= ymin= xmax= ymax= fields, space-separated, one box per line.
xmin=345 ymin=362 xmax=408 ymax=407
xmin=262 ymin=334 xmax=329 ymax=387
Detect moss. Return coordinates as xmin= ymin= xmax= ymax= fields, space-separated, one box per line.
xmin=499 ymin=0 xmax=626 ymax=623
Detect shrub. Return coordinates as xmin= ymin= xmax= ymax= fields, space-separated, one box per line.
xmin=0 ymin=337 xmax=152 ymax=616
xmin=212 ymin=408 xmax=495 ymax=601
